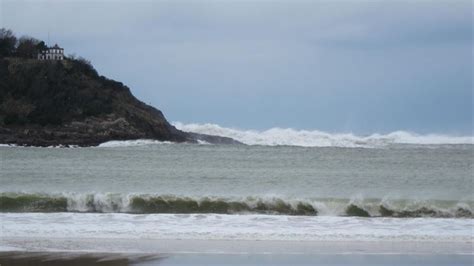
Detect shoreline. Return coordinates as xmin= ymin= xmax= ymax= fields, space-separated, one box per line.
xmin=2 ymin=237 xmax=473 ymax=255
xmin=1 ymin=251 xmax=472 ymax=266
xmin=0 ymin=251 xmax=162 ymax=266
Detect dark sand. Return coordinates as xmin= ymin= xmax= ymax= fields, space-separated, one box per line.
xmin=0 ymin=252 xmax=161 ymax=266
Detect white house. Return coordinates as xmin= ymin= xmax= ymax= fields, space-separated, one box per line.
xmin=37 ymin=44 xmax=64 ymax=60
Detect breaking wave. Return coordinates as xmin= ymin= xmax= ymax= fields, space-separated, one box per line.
xmin=173 ymin=122 xmax=473 ymax=147
xmin=97 ymin=139 xmax=174 ymax=148
xmin=1 ymin=193 xmax=472 ymax=218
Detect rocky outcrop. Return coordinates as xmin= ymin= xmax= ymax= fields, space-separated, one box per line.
xmin=0 ymin=57 xmax=239 ymax=146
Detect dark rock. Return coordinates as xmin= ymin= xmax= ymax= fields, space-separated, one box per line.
xmin=0 ymin=57 xmax=238 ymax=146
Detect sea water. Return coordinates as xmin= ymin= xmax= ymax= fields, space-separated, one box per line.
xmin=0 ymin=130 xmax=473 ymax=256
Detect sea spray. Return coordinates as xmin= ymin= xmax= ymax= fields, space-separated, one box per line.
xmin=173 ymin=122 xmax=473 ymax=147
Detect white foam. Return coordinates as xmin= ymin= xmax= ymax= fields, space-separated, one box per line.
xmin=0 ymin=144 xmax=17 ymax=147
xmin=97 ymin=139 xmax=173 ymax=148
xmin=1 ymin=213 xmax=472 ymax=242
xmin=173 ymin=122 xmax=473 ymax=147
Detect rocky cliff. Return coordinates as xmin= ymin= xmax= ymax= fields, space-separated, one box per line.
xmin=0 ymin=57 xmax=238 ymax=146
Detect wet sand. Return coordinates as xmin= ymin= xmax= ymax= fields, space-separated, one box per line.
xmin=2 ymin=237 xmax=473 ymax=255
xmin=1 ymin=238 xmax=473 ymax=265
xmin=0 ymin=251 xmax=161 ymax=266
xmin=0 ymin=252 xmax=472 ymax=266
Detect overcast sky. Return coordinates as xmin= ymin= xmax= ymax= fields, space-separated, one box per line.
xmin=1 ymin=0 xmax=472 ymax=134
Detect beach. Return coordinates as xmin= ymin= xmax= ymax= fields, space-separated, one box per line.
xmin=1 ymin=240 xmax=472 ymax=265
xmin=1 ymin=140 xmax=472 ymax=265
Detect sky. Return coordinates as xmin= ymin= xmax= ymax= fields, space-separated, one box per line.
xmin=1 ymin=0 xmax=472 ymax=134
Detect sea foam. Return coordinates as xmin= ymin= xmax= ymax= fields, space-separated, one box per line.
xmin=173 ymin=122 xmax=473 ymax=147
xmin=97 ymin=139 xmax=173 ymax=148
xmin=1 ymin=212 xmax=472 ymax=242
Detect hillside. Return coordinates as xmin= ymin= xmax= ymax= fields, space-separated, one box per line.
xmin=0 ymin=57 xmax=237 ymax=146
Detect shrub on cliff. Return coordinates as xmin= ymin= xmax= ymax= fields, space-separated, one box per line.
xmin=0 ymin=28 xmax=17 ymax=57
xmin=16 ymin=37 xmax=41 ymax=58
xmin=0 ymin=58 xmax=114 ymax=126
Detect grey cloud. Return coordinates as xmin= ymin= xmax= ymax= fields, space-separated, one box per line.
xmin=1 ymin=0 xmax=472 ymax=134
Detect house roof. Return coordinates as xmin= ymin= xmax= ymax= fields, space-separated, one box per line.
xmin=51 ymin=44 xmax=63 ymax=49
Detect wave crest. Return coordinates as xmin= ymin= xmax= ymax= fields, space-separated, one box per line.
xmin=98 ymin=139 xmax=173 ymax=148
xmin=1 ymin=193 xmax=471 ymax=218
xmin=173 ymin=122 xmax=473 ymax=147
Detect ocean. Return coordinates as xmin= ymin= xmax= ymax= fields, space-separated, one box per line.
xmin=1 ymin=124 xmax=473 ymax=264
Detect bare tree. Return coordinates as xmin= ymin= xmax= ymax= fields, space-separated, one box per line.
xmin=0 ymin=28 xmax=17 ymax=57
xmin=16 ymin=36 xmax=40 ymax=58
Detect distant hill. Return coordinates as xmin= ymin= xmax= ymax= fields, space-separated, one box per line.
xmin=0 ymin=32 xmax=239 ymax=146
